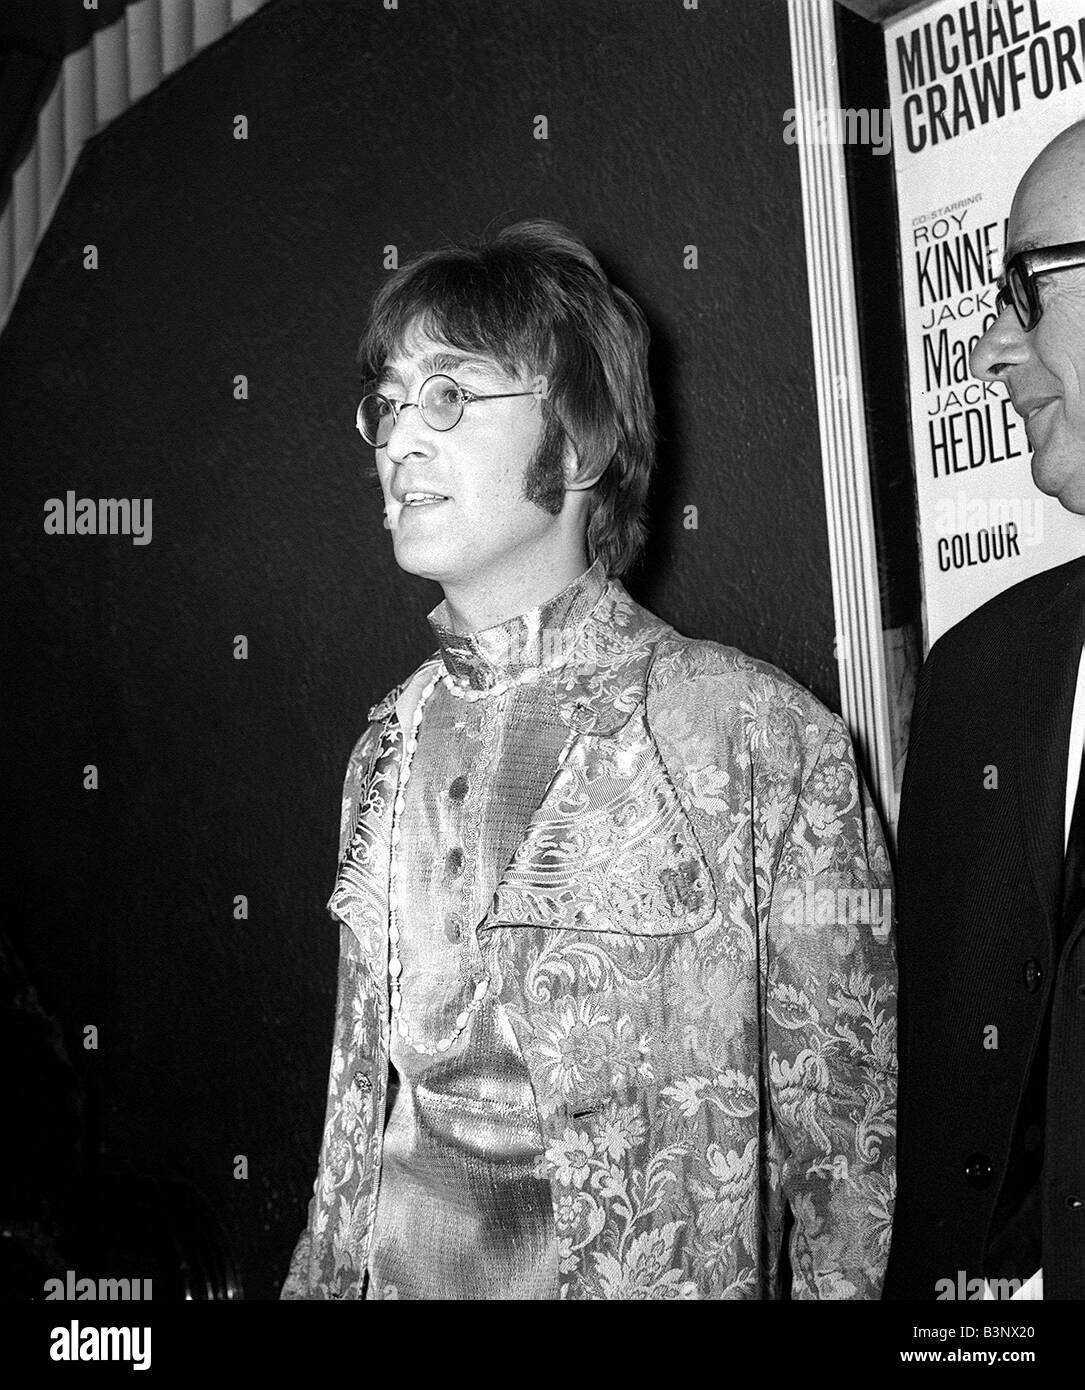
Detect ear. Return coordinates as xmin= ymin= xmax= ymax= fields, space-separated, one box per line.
xmin=561 ymin=433 xmax=591 ymax=492
xmin=564 ymin=437 xmax=613 ymax=493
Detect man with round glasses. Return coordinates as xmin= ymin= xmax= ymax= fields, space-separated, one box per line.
xmin=887 ymin=120 xmax=1085 ymax=1301
xmin=281 ymin=219 xmax=896 ymax=1300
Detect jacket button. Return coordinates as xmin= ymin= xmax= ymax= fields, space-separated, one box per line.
xmin=1022 ymin=958 xmax=1043 ymax=992
xmin=353 ymin=1070 xmax=372 ymax=1094
xmin=571 ymin=699 xmax=593 ymax=729
xmin=964 ymin=1153 xmax=993 ymax=1188
xmin=1067 ymin=1196 xmax=1084 ymax=1211
xmin=448 ymin=776 xmax=468 ymax=802
xmin=444 ymin=912 xmax=463 ymax=944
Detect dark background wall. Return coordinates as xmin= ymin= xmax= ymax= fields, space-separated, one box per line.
xmin=1 ymin=0 xmax=834 ymax=1299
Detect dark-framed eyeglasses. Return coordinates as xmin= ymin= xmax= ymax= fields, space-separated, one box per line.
xmin=356 ymin=373 xmax=539 ymax=447
xmin=995 ymin=240 xmax=1085 ymax=333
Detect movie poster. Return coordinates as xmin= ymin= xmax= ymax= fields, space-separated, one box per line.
xmin=886 ymin=0 xmax=1085 ymax=648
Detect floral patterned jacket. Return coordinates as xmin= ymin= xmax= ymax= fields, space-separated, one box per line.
xmin=282 ymin=581 xmax=896 ymax=1299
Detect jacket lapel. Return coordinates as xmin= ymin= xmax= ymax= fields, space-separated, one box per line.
xmin=485 ymin=712 xmax=719 ymax=935
xmin=1015 ymin=562 xmax=1085 ymax=935
xmin=485 ymin=597 xmax=718 ymax=937
xmin=326 ymin=663 xmax=440 ymax=978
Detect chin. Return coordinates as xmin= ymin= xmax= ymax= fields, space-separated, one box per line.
xmin=390 ymin=549 xmax=429 ymax=581
xmin=1030 ymin=450 xmax=1085 ymax=514
xmin=393 ymin=552 xmax=443 ymax=582
xmin=1055 ymin=486 xmax=1085 ymax=516
xmin=390 ymin=537 xmax=454 ymax=584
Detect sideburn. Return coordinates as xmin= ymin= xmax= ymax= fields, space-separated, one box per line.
xmin=521 ymin=411 xmax=569 ymax=516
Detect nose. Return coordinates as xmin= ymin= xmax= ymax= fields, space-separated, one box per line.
xmin=970 ymin=301 xmax=1029 ymax=381
xmin=384 ymin=399 xmax=433 ymax=465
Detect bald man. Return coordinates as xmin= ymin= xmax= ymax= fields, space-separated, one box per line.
xmin=885 ymin=120 xmax=1085 ymax=1302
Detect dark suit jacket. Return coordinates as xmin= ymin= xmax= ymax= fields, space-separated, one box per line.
xmin=885 ymin=556 xmax=1085 ymax=1300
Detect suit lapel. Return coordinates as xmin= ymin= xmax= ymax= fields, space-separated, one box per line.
xmin=326 ymin=663 xmax=440 ymax=977
xmin=327 ymin=718 xmax=400 ymax=977
xmin=1016 ymin=562 xmax=1085 ymax=934
xmin=486 ymin=710 xmax=719 ymax=936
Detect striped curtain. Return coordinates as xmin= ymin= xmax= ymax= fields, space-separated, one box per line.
xmin=0 ymin=0 xmax=271 ymax=331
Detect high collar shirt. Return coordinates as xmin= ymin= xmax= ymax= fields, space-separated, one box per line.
xmin=365 ymin=562 xmax=609 ymax=1299
xmin=282 ymin=572 xmax=897 ymax=1299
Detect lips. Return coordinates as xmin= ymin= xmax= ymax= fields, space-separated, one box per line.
xmin=1012 ymin=396 xmax=1057 ymax=424
xmin=393 ymin=487 xmax=451 ymax=507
